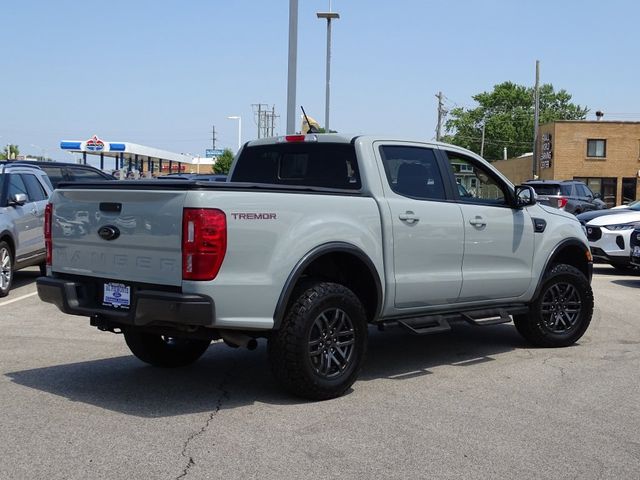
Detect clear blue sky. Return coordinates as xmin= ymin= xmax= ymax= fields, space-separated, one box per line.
xmin=2 ymin=0 xmax=639 ymax=162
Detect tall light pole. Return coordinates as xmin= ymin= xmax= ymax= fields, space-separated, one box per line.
xmin=317 ymin=6 xmax=340 ymax=133
xmin=227 ymin=116 xmax=242 ymax=151
xmin=286 ymin=0 xmax=299 ymax=134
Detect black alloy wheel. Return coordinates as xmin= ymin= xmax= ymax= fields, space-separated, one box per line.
xmin=539 ymin=281 xmax=582 ymax=335
xmin=269 ymin=281 xmax=368 ymax=400
xmin=308 ymin=307 xmax=356 ymax=379
xmin=514 ymin=263 xmax=593 ymax=347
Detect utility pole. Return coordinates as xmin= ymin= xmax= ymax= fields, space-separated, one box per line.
xmin=211 ymin=125 xmax=217 ymax=150
xmin=253 ymin=104 xmax=279 ymax=138
xmin=286 ymin=0 xmax=299 ymax=134
xmin=532 ymin=60 xmax=540 ymax=178
xmin=435 ymin=91 xmax=446 ymax=141
xmin=480 ymin=121 xmax=486 ymax=158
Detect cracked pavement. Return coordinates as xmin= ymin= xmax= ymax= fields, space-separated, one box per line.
xmin=1 ymin=265 xmax=639 ymax=479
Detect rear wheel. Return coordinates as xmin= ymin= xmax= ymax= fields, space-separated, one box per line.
xmin=268 ymin=281 xmax=368 ymax=400
xmin=0 ymin=241 xmax=14 ymax=298
xmin=123 ymin=330 xmax=211 ymax=367
xmin=514 ymin=264 xmax=593 ymax=347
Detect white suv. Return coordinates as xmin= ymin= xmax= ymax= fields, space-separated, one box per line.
xmin=0 ymin=162 xmax=53 ymax=296
xmin=585 ymin=210 xmax=640 ymax=271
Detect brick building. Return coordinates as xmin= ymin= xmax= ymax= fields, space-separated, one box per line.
xmin=493 ymin=121 xmax=640 ymax=207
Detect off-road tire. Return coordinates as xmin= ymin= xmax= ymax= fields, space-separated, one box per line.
xmin=123 ymin=330 xmax=211 ymax=368
xmin=0 ymin=241 xmax=14 ymax=298
xmin=268 ymin=281 xmax=368 ymax=400
xmin=514 ymin=264 xmax=593 ymax=347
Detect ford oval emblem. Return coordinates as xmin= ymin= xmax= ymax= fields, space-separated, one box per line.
xmin=98 ymin=225 xmax=120 ymax=241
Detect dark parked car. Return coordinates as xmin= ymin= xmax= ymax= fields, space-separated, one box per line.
xmin=13 ymin=161 xmax=114 ymax=188
xmin=523 ymin=180 xmax=606 ymax=215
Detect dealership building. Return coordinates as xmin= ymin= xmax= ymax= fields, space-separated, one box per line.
xmin=494 ymin=121 xmax=640 ymax=207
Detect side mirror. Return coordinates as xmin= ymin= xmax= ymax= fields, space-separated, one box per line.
xmin=593 ymin=192 xmax=602 ymax=199
xmin=9 ymin=193 xmax=28 ymax=206
xmin=515 ymin=185 xmax=537 ymax=207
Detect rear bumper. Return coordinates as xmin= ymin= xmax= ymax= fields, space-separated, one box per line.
xmin=36 ymin=276 xmax=215 ymax=327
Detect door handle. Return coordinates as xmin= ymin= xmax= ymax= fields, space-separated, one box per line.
xmin=469 ymin=216 xmax=486 ymax=227
xmin=399 ymin=211 xmax=419 ymax=224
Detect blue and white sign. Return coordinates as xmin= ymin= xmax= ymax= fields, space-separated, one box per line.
xmin=206 ymin=148 xmax=225 ymax=158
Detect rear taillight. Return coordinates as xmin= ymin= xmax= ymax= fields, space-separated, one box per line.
xmin=557 ymin=197 xmax=568 ymax=209
xmin=44 ymin=203 xmax=53 ymax=266
xmin=182 ymin=208 xmax=227 ymax=281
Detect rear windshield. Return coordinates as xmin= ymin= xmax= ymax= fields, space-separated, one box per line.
xmin=231 ymin=143 xmax=361 ymax=190
xmin=530 ymin=184 xmax=561 ymax=195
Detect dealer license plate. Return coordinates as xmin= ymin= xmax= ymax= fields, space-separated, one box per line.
xmin=103 ymin=282 xmax=131 ymax=309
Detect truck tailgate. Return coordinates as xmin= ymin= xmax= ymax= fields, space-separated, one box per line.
xmin=51 ymin=189 xmax=186 ymax=286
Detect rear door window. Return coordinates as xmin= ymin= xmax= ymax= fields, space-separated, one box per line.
xmin=231 ymin=143 xmax=360 ymax=189
xmin=21 ymin=174 xmax=48 ymax=201
xmin=560 ymin=185 xmax=573 ymax=196
xmin=379 ymin=146 xmax=446 ymax=200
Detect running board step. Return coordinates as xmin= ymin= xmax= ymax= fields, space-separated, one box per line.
xmin=396 ymin=316 xmax=452 ymax=335
xmin=378 ymin=305 xmax=529 ymax=334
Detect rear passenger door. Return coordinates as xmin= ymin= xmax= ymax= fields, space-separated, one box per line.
xmin=441 ymin=150 xmax=534 ymax=302
xmin=21 ymin=173 xmax=50 ymax=253
xmin=376 ymin=143 xmax=464 ymax=310
xmin=6 ymin=174 xmax=40 ymax=259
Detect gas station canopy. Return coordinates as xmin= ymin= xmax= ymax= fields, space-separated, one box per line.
xmin=60 ymin=135 xmax=198 ymax=174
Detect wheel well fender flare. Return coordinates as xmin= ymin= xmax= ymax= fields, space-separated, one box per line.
xmin=533 ymin=238 xmax=592 ymax=299
xmin=273 ymin=242 xmax=383 ymax=329
xmin=0 ymin=231 xmax=15 ymax=253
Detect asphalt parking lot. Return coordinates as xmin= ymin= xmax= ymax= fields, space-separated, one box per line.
xmin=1 ymin=266 xmax=639 ymax=480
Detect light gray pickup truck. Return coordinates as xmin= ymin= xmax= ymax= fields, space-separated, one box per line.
xmin=37 ymin=134 xmax=594 ymax=399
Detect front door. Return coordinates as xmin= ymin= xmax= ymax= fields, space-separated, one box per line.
xmin=442 ymin=150 xmax=534 ymax=302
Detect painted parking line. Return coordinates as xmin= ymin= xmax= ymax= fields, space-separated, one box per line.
xmin=0 ymin=291 xmax=38 ymax=307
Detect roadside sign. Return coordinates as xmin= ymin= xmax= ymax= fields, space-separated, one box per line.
xmin=206 ymin=148 xmax=225 ymax=158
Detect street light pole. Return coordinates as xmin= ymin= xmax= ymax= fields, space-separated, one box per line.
xmin=317 ymin=9 xmax=340 ymax=133
xmin=227 ymin=116 xmax=242 ymax=151
xmin=286 ymin=0 xmax=299 ymax=134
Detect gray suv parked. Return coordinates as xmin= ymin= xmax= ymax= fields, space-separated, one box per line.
xmin=0 ymin=162 xmax=53 ymax=296
xmin=523 ymin=180 xmax=606 ymax=215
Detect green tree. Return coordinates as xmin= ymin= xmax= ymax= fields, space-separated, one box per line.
xmin=443 ymin=82 xmax=588 ymax=160
xmin=1 ymin=144 xmax=20 ymax=160
xmin=212 ymin=148 xmax=234 ymax=175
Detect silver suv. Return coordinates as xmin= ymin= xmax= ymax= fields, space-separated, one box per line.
xmin=0 ymin=162 xmax=53 ymax=296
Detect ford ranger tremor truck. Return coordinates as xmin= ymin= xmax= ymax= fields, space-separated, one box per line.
xmin=37 ymin=134 xmax=594 ymax=400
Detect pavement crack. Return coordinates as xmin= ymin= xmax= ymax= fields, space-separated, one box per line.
xmin=542 ymin=357 xmax=566 ymax=377
xmin=175 ymin=365 xmax=235 ymax=480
